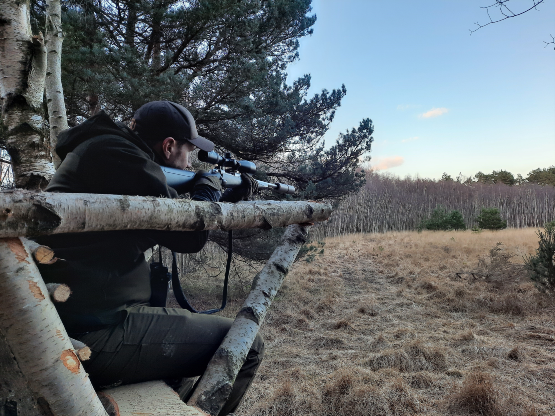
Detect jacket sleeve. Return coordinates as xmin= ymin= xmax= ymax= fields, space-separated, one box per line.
xmin=139 ymin=230 xmax=209 ymax=254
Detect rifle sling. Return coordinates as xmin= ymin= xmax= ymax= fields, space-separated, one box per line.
xmin=171 ymin=230 xmax=232 ymax=314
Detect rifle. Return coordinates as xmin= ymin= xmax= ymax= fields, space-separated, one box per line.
xmin=161 ymin=150 xmax=295 ymax=195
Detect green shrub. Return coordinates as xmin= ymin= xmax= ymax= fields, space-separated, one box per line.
xmin=526 ymin=221 xmax=555 ymax=292
xmin=476 ymin=208 xmax=507 ymax=230
xmin=419 ymin=206 xmax=466 ymax=231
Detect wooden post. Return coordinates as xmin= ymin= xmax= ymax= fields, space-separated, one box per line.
xmin=0 ymin=237 xmax=108 ymax=416
xmin=188 ymin=224 xmax=308 ymax=415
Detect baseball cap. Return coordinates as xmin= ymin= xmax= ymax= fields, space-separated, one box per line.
xmin=133 ymin=101 xmax=214 ymax=152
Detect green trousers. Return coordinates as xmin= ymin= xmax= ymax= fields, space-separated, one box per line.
xmin=74 ymin=305 xmax=264 ymax=416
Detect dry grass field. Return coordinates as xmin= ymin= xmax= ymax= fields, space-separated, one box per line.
xmin=224 ymin=228 xmax=555 ymax=416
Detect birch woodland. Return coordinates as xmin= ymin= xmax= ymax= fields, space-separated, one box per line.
xmin=312 ymin=173 xmax=555 ymax=239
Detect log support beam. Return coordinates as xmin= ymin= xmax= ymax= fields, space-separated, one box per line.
xmin=188 ymin=224 xmax=308 ymax=415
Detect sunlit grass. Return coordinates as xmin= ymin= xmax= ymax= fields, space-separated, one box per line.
xmin=235 ymin=228 xmax=554 ymax=416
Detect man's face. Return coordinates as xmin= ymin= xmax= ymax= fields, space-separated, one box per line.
xmin=166 ymin=140 xmax=196 ymax=170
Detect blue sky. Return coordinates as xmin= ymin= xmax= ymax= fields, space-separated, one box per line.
xmin=286 ymin=0 xmax=555 ymax=180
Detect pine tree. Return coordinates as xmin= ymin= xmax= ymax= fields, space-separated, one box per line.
xmin=476 ymin=207 xmax=507 ymax=230
xmin=419 ymin=206 xmax=466 ymax=231
xmin=526 ymin=221 xmax=555 ymax=292
xmin=30 ymin=0 xmax=373 ymax=200
xmin=526 ymin=166 xmax=555 ymax=186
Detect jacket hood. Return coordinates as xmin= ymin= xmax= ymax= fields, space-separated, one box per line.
xmin=56 ymin=111 xmax=154 ymax=161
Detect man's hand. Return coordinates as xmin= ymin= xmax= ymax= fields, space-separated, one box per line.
xmin=192 ymin=170 xmax=222 ymax=202
xmin=220 ymin=173 xmax=258 ymax=203
xmin=193 ymin=170 xmax=223 ymax=193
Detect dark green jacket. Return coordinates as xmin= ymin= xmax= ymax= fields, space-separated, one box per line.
xmin=36 ymin=111 xmax=209 ymax=333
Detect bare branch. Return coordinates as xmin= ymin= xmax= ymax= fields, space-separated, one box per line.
xmin=470 ymin=0 xmax=545 ymax=34
xmin=544 ymin=34 xmax=555 ymax=49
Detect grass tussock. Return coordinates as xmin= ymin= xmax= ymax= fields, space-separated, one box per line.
xmin=186 ymin=228 xmax=554 ymax=416
xmin=449 ymin=371 xmax=501 ymax=416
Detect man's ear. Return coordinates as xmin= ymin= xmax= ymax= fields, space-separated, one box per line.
xmin=161 ymin=137 xmax=176 ymax=159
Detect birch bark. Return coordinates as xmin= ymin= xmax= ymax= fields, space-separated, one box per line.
xmin=0 ymin=237 xmax=108 ymax=416
xmin=0 ymin=190 xmax=332 ymax=237
xmin=0 ymin=331 xmax=45 ymax=415
xmin=188 ymin=224 xmax=308 ymax=415
xmin=0 ymin=0 xmax=55 ymax=189
xmin=100 ymin=381 xmax=210 ymax=416
xmin=44 ymin=0 xmax=68 ymax=169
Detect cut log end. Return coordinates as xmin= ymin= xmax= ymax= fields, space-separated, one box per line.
xmin=70 ymin=337 xmax=91 ymax=361
xmin=46 ymin=283 xmax=71 ymax=302
xmin=33 ymin=245 xmax=57 ymax=264
xmin=76 ymin=346 xmax=91 ymax=361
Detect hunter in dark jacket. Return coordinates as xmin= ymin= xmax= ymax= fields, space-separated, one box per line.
xmin=35 ymin=101 xmax=263 ymax=416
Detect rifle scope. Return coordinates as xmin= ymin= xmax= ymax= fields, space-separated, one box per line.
xmin=198 ymin=150 xmax=256 ymax=175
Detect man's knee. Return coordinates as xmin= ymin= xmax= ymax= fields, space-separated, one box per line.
xmin=252 ymin=332 xmax=264 ymax=356
xmin=248 ymin=332 xmax=264 ymax=368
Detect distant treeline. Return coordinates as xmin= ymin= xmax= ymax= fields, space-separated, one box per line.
xmin=443 ymin=166 xmax=555 ymax=187
xmin=312 ymin=172 xmax=555 ymax=239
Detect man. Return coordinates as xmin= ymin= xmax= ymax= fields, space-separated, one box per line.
xmin=35 ymin=101 xmax=263 ymax=416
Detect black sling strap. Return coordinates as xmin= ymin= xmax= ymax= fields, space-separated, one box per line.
xmin=170 ymin=230 xmax=232 ymax=314
xmin=149 ymin=248 xmax=171 ymax=307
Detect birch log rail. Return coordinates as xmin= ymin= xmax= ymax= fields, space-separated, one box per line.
xmin=0 ymin=190 xmax=332 ymax=237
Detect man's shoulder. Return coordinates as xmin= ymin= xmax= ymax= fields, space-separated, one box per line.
xmin=76 ymin=133 xmax=150 ymax=158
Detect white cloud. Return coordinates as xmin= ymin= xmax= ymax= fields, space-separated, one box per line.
xmin=371 ymin=156 xmax=404 ymax=171
xmin=419 ymin=107 xmax=449 ymax=119
xmin=402 ymin=136 xmax=419 ymax=143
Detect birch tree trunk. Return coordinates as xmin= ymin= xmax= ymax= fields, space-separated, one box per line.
xmin=0 ymin=0 xmax=55 ymax=189
xmin=188 ymin=224 xmax=308 ymax=415
xmin=45 ymin=0 xmax=68 ymax=169
xmin=0 ymin=237 xmax=108 ymax=416
xmin=0 ymin=190 xmax=332 ymax=238
xmin=0 ymin=331 xmax=46 ymax=415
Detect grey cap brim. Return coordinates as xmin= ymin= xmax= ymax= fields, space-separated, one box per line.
xmin=188 ymin=135 xmax=214 ymax=152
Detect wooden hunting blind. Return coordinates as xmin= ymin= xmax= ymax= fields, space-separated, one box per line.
xmin=0 ymin=191 xmax=331 ymax=416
